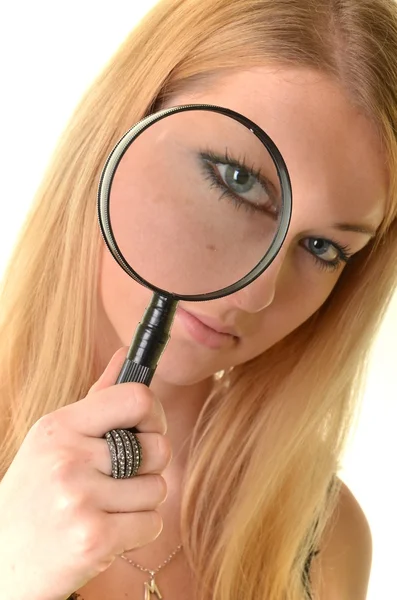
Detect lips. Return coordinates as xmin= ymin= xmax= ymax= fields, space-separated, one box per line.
xmin=184 ymin=311 xmax=239 ymax=337
xmin=175 ymin=306 xmax=240 ymax=350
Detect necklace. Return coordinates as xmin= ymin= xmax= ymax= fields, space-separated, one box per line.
xmin=120 ymin=543 xmax=183 ymax=599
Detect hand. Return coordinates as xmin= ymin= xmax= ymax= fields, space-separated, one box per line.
xmin=0 ymin=347 xmax=172 ymax=600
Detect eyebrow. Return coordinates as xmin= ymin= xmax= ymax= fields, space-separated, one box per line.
xmin=333 ymin=222 xmax=377 ymax=238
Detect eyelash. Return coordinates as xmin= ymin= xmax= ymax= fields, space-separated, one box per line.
xmin=199 ymin=148 xmax=275 ymax=215
xmin=198 ymin=148 xmax=354 ymax=273
xmin=302 ymin=239 xmax=353 ymax=272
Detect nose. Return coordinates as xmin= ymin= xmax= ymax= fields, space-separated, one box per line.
xmin=226 ymin=248 xmax=287 ymax=313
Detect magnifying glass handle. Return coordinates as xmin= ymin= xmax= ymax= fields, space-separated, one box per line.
xmin=115 ymin=293 xmax=178 ymax=434
xmin=115 ymin=292 xmax=178 ymax=385
xmin=116 ymin=360 xmax=154 ymax=386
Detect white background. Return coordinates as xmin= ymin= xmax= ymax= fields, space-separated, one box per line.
xmin=0 ymin=2 xmax=395 ymax=597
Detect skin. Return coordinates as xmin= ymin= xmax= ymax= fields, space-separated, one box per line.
xmin=92 ymin=66 xmax=386 ymax=596
xmin=98 ymin=65 xmax=387 ymax=455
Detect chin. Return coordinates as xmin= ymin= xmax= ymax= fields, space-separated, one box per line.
xmin=151 ymin=340 xmax=227 ymax=386
xmin=154 ymin=352 xmax=215 ymax=386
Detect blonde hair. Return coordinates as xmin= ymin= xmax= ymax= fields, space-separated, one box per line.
xmin=1 ymin=1 xmax=397 ymax=598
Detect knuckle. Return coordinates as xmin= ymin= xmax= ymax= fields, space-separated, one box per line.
xmin=51 ymin=453 xmax=79 ymax=485
xmin=54 ymin=475 xmax=90 ymax=514
xmin=31 ymin=413 xmax=61 ymax=441
xmin=56 ymin=489 xmax=86 ymax=514
xmin=72 ymin=517 xmax=106 ymax=559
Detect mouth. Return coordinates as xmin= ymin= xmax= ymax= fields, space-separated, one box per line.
xmin=176 ymin=307 xmax=239 ymax=350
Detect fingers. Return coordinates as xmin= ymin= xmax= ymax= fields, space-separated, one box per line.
xmin=59 ymin=346 xmax=168 ymax=437
xmin=59 ymin=381 xmax=167 ymax=437
xmin=107 ymin=511 xmax=163 ymax=553
xmin=88 ymin=347 xmax=129 ymax=395
xmin=71 ymin=511 xmax=164 ymax=563
xmin=83 ymin=433 xmax=172 ymax=477
xmin=92 ymin=472 xmax=168 ymax=513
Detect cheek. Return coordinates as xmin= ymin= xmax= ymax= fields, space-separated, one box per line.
xmin=289 ymin=262 xmax=341 ymax=319
xmin=99 ymin=247 xmax=152 ymax=344
xmin=239 ymin=265 xmax=342 ymax=361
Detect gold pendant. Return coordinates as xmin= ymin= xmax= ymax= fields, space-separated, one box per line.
xmin=144 ymin=575 xmax=162 ymax=600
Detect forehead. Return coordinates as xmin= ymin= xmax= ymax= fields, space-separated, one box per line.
xmin=172 ymin=66 xmax=388 ymax=227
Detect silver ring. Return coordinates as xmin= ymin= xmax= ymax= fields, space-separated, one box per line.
xmin=104 ymin=429 xmax=143 ymax=479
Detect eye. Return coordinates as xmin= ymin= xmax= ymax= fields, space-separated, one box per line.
xmin=199 ymin=149 xmax=279 ymax=217
xmin=301 ymin=237 xmax=353 ymax=272
xmin=216 ymin=163 xmax=264 ymax=200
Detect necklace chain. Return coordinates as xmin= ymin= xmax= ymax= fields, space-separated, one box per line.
xmin=120 ymin=543 xmax=183 ymax=577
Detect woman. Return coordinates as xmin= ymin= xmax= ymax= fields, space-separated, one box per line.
xmin=0 ymin=0 xmax=395 ymax=598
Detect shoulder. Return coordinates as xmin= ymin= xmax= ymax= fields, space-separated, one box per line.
xmin=310 ymin=478 xmax=372 ymax=600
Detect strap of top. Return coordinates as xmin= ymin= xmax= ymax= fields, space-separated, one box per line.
xmin=302 ymin=547 xmax=320 ymax=599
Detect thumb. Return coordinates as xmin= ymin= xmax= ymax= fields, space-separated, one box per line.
xmin=88 ymin=346 xmax=129 ymax=395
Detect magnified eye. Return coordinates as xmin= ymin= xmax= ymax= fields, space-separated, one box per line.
xmin=199 ymin=150 xmax=278 ymax=216
xmin=217 ymin=164 xmax=258 ymax=195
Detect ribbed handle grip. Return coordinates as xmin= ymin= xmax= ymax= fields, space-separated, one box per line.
xmin=116 ymin=360 xmax=155 ymax=435
xmin=116 ymin=359 xmax=154 ymax=386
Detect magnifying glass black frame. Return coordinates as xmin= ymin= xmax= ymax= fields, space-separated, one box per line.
xmin=97 ymin=104 xmax=292 ymax=391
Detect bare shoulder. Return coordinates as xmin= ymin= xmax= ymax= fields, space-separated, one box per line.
xmin=310 ymin=478 xmax=373 ymax=600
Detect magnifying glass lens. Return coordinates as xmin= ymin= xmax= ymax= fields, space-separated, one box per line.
xmin=107 ymin=110 xmax=283 ymax=295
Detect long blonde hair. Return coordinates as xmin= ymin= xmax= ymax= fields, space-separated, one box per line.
xmin=1 ymin=1 xmax=397 ymax=598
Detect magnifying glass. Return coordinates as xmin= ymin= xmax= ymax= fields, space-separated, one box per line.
xmin=98 ymin=104 xmax=292 ymax=394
